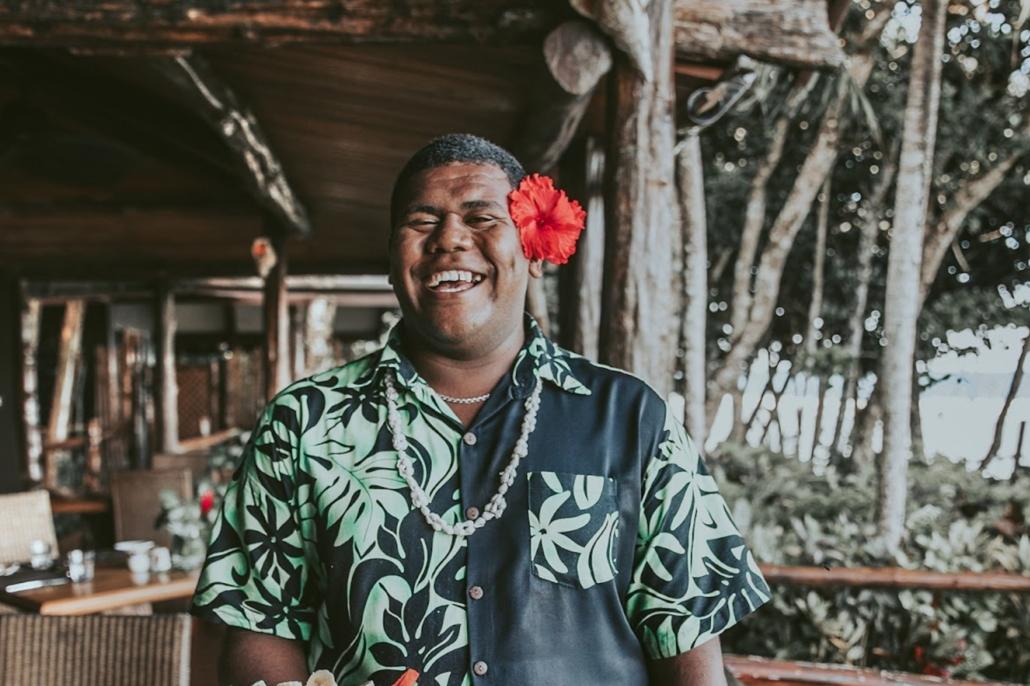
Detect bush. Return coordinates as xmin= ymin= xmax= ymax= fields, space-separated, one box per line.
xmin=713 ymin=443 xmax=1030 ymax=683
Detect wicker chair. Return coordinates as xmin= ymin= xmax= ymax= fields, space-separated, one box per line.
xmin=111 ymin=468 xmax=192 ymax=548
xmin=0 ymin=613 xmax=192 ymax=686
xmin=0 ymin=490 xmax=58 ymax=566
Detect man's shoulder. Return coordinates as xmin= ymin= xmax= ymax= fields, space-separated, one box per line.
xmin=269 ymin=349 xmax=385 ymax=404
xmin=552 ymin=344 xmax=668 ymax=410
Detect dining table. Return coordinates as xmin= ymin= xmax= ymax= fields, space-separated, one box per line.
xmin=0 ymin=566 xmax=199 ymax=615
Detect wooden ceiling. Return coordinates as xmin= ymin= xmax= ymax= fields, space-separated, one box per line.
xmin=0 ymin=0 xmax=844 ymax=280
xmin=0 ymin=44 xmax=539 ymax=277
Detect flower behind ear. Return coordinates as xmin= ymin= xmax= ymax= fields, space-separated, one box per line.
xmin=508 ymin=174 xmax=586 ymax=265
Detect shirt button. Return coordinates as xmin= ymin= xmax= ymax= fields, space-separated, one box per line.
xmin=465 ymin=506 xmax=480 ymax=520
xmin=468 ymin=585 xmax=484 ymax=600
xmin=462 ymin=432 xmax=477 ymax=446
xmin=473 ymin=661 xmax=489 ymax=676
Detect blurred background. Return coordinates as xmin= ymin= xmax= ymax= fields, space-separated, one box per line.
xmin=0 ymin=0 xmax=1027 ymax=684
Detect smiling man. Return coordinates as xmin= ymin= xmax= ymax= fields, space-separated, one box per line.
xmin=192 ymin=134 xmax=770 ymax=686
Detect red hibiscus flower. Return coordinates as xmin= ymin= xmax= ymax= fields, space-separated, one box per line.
xmin=508 ymin=174 xmax=586 ymax=265
xmin=199 ymin=490 xmax=216 ymax=517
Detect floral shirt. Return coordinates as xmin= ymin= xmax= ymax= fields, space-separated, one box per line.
xmin=191 ymin=318 xmax=770 ymax=685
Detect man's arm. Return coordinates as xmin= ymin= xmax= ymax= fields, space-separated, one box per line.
xmin=219 ymin=627 xmax=309 ymax=686
xmin=646 ymin=636 xmax=728 ymax=686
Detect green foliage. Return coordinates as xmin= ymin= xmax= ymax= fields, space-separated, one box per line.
xmin=713 ymin=443 xmax=1030 ymax=682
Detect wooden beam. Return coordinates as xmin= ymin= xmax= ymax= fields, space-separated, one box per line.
xmin=760 ymin=564 xmax=1030 ymax=593
xmin=155 ymin=288 xmax=180 ymax=453
xmin=263 ymin=236 xmax=290 ymax=400
xmin=599 ymin=0 xmax=678 ymax=398
xmin=675 ymin=0 xmax=845 ymax=70
xmin=46 ymin=299 xmax=85 ymax=494
xmin=0 ymin=1 xmax=557 ymax=49
xmin=145 ymin=56 xmax=312 ymax=237
xmin=513 ymin=20 xmax=612 ymax=174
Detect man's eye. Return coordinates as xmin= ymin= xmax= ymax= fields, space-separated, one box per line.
xmin=469 ymin=215 xmax=496 ymax=225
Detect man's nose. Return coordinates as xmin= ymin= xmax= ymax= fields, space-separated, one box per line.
xmin=427 ymin=213 xmax=472 ymax=252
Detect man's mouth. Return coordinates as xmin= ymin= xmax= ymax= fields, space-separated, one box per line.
xmin=423 ymin=269 xmax=485 ymax=294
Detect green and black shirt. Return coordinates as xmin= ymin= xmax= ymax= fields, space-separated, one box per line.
xmin=192 ymin=317 xmax=770 ymax=685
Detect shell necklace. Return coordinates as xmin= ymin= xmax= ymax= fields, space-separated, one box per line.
xmin=384 ymin=372 xmax=542 ymax=537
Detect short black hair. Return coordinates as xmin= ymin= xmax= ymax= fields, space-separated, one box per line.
xmin=389 ymin=133 xmax=526 ymax=228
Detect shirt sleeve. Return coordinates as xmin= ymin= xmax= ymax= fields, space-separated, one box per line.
xmin=191 ymin=390 xmax=320 ymax=642
xmin=625 ymin=407 xmax=771 ymax=660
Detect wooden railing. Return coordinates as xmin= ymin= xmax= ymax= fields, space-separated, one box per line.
xmin=759 ymin=564 xmax=1030 ymax=593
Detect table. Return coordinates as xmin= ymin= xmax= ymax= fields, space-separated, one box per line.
xmin=0 ymin=567 xmax=198 ymax=615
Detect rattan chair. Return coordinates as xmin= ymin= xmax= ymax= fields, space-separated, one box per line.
xmin=0 ymin=613 xmax=191 ymax=685
xmin=0 ymin=490 xmax=59 ymax=566
xmin=111 ymin=468 xmax=192 ymax=548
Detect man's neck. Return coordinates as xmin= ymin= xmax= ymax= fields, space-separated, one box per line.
xmin=401 ymin=322 xmax=526 ymax=402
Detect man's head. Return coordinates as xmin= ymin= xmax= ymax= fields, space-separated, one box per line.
xmin=388 ymin=133 xmax=542 ymax=359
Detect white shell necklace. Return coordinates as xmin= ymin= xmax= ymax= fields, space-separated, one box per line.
xmin=436 ymin=390 xmax=491 ymax=405
xmin=383 ymin=371 xmax=542 ymax=537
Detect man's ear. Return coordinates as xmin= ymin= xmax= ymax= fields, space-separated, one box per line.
xmin=529 ymin=258 xmax=545 ymax=278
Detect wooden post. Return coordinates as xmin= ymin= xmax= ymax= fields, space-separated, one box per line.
xmin=263 ymin=236 xmax=290 ymax=400
xmin=46 ymin=299 xmax=85 ymax=492
xmin=290 ymin=304 xmax=307 ymax=380
xmin=19 ymin=295 xmax=44 ymax=486
xmin=155 ymin=288 xmax=179 ymax=453
xmin=599 ymin=0 xmax=679 ymax=398
xmin=304 ymin=297 xmax=337 ymax=377
xmin=560 ymin=137 xmax=606 ymax=358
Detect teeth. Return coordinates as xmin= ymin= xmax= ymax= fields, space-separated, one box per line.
xmin=427 ymin=270 xmax=482 ymax=288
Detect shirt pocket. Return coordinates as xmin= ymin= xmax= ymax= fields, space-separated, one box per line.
xmin=527 ymin=470 xmax=620 ymax=589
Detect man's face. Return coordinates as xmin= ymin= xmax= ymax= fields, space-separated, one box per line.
xmin=389 ymin=162 xmax=541 ymax=356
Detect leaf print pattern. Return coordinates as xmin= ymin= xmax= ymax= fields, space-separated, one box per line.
xmin=528 ymin=471 xmax=619 ymax=588
xmin=192 ymin=315 xmax=769 ymax=684
xmin=624 ymin=411 xmax=771 ymax=659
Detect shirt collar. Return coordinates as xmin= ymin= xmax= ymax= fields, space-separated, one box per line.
xmin=374 ymin=315 xmax=591 ymax=399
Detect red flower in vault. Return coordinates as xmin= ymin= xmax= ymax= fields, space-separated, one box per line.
xmin=508 ymin=173 xmax=586 ymax=265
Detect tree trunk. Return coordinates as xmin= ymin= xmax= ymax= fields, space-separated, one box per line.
xmin=918 ymin=116 xmax=1030 ymax=303
xmin=804 ymin=177 xmax=830 ymax=359
xmin=877 ymin=0 xmax=946 ymax=551
xmin=568 ymin=138 xmax=606 ymax=359
xmin=599 ymin=0 xmax=679 ymax=398
xmin=729 ymin=75 xmax=819 ymax=341
xmin=834 ymin=151 xmax=897 ymax=456
xmin=981 ymin=331 xmax=1030 ymax=470
xmin=677 ymin=134 xmax=708 ymax=445
xmin=707 ymin=78 xmax=848 ymax=423
xmin=706 ymin=9 xmax=890 ymax=426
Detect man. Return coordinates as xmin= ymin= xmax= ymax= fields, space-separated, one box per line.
xmin=192 ymin=133 xmax=770 ymax=686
